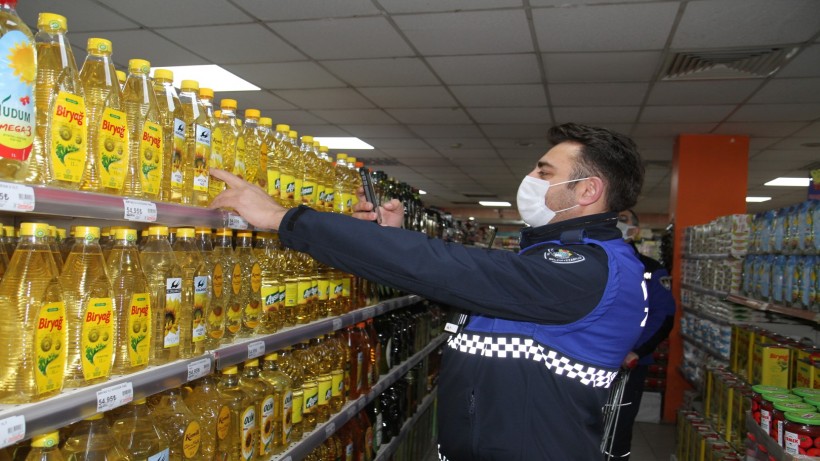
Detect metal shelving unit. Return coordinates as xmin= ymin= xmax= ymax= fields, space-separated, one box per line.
xmin=374 ymin=387 xmax=437 ymax=461
xmin=681 ymin=282 xmax=730 ymax=299
xmin=726 ymin=294 xmax=820 ymax=324
xmin=680 ymin=332 xmax=729 ymax=362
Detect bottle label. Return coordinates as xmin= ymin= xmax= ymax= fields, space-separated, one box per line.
xmin=325 ymin=189 xmax=335 ymax=208
xmin=318 ymin=277 xmax=329 ymax=301
xmin=164 ymin=277 xmax=182 ymax=348
xmin=97 ymin=107 xmax=128 ymax=190
xmin=374 ymin=413 xmax=382 ymax=450
xmin=300 ymin=180 xmax=316 ymax=205
xmin=356 ymin=352 xmax=364 ymax=391
xmin=192 ymin=275 xmax=208 ymax=342
xmin=49 ymin=91 xmax=86 ymax=182
xmin=298 ymin=280 xmax=312 ymax=305
xmin=280 ymin=173 xmax=296 ymax=202
xmin=331 ymin=369 xmax=344 ymax=397
xmin=241 ymin=406 xmax=256 ymax=461
xmin=0 ymin=31 xmax=35 ymax=161
xmin=212 ymin=263 xmax=224 ymax=298
xmin=251 ymin=263 xmax=262 ymax=293
xmin=345 ymin=442 xmax=353 ymax=461
xmin=183 ymin=421 xmax=201 ymax=459
xmin=285 ymin=281 xmax=298 ymax=307
xmin=127 ymin=293 xmax=151 ymax=367
xmin=227 ymin=299 xmax=243 ymax=334
xmin=193 ymin=124 xmax=210 ymax=191
xmin=291 ymin=392 xmax=303 ymax=424
xmin=303 ymin=383 xmax=318 ymax=414
xmin=232 ymin=263 xmax=242 ymax=295
xmin=139 ymin=120 xmax=163 ymax=196
xmin=311 ymin=278 xmax=319 ymax=301
xmin=342 ymin=277 xmax=351 ymax=298
xmin=234 ymin=136 xmax=246 ymax=179
xmin=217 ymin=405 xmax=231 ymax=440
xmin=293 ymin=178 xmax=303 ymax=203
xmin=171 ymin=118 xmax=185 ymax=187
xmin=344 ymin=192 xmax=353 ymax=214
xmin=260 ymin=395 xmax=275 ymax=454
xmin=277 ymin=284 xmax=286 ymax=311
xmin=148 ymin=448 xmax=169 ymax=461
xmin=318 ymin=376 xmax=332 ymax=406
xmin=331 ymin=279 xmax=342 ymax=300
xmin=267 ymin=169 xmax=280 ymax=196
xmin=316 ymin=185 xmax=326 ymax=208
xmin=210 ymin=126 xmax=224 ymax=170
xmin=282 ymin=391 xmax=293 ymax=444
xmin=81 ymin=298 xmax=114 ymax=381
xmin=262 ymin=285 xmax=278 ymax=313
xmin=34 ymin=301 xmax=67 ymax=395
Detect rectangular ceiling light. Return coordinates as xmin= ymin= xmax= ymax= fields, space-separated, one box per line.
xmin=745 ymin=196 xmax=772 ymax=202
xmin=479 ymin=201 xmax=512 ymax=207
xmin=764 ymin=177 xmax=811 ymax=187
xmin=314 ymin=137 xmax=374 ymax=150
xmin=418 ymin=190 xmax=427 ymax=195
xmin=155 ymin=65 xmax=260 ymax=92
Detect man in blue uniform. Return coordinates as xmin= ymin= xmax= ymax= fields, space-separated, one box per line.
xmin=210 ymin=123 xmax=647 ymax=460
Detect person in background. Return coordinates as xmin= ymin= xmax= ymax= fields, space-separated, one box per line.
xmin=209 ymin=123 xmax=647 ymax=461
xmin=610 ymin=209 xmax=677 ymax=460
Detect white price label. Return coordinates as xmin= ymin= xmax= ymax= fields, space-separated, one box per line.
xmin=0 ymin=183 xmax=34 ymax=212
xmin=187 ymin=358 xmax=211 ymax=381
xmin=247 ymin=341 xmax=265 ymax=359
xmin=324 ymin=422 xmax=336 ymax=437
xmin=226 ymin=212 xmax=248 ymax=230
xmin=123 ymin=199 xmax=157 ymax=222
xmin=332 ymin=319 xmax=342 ymax=330
xmin=96 ymin=381 xmax=133 ymax=412
xmin=0 ymin=415 xmax=25 ymax=448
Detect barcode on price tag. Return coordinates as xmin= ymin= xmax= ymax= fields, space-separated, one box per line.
xmin=96 ymin=381 xmax=133 ymax=412
xmin=324 ymin=422 xmax=336 ymax=437
xmin=0 ymin=415 xmax=25 ymax=448
xmin=226 ymin=212 xmax=248 ymax=230
xmin=123 ymin=199 xmax=157 ymax=222
xmin=187 ymin=358 xmax=211 ymax=381
xmin=0 ymin=183 xmax=35 ymax=212
xmin=332 ymin=319 xmax=342 ymax=330
xmin=247 ymin=341 xmax=265 ymax=359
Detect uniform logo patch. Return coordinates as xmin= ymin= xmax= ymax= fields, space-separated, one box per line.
xmin=659 ymin=276 xmax=672 ymax=291
xmin=543 ymin=248 xmax=586 ymax=264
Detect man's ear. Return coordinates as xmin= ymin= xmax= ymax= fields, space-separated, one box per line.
xmin=577 ymin=176 xmax=604 ymax=206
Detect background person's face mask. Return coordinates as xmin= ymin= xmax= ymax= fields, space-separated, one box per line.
xmin=616 ymin=221 xmax=637 ymax=240
xmin=516 ymin=176 xmax=587 ymax=227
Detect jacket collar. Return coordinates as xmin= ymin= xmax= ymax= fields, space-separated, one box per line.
xmin=519 ymin=212 xmax=621 ymax=249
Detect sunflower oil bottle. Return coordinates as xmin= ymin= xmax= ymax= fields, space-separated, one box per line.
xmin=1 ymin=224 xmax=16 ymax=258
xmin=217 ymin=99 xmax=244 ymax=180
xmin=116 ymin=71 xmax=126 ymax=91
xmin=152 ymin=69 xmax=183 ymax=203
xmin=178 ymin=81 xmax=210 ymax=207
xmin=260 ymin=353 xmax=293 ymax=453
xmin=107 ymin=228 xmax=151 ymax=374
xmin=239 ymin=360 xmax=275 ymax=458
xmin=122 ymin=59 xmax=163 ymax=200
xmin=201 ymin=228 xmax=227 ymax=349
xmin=278 ymin=130 xmax=301 ymax=208
xmin=311 ymin=336 xmax=333 ymax=424
xmin=171 ymin=228 xmax=206 ymax=358
xmin=256 ymin=117 xmax=272 ymax=192
xmin=151 ymin=388 xmax=204 ymax=461
xmin=297 ymin=135 xmax=317 ymax=208
xmin=210 ymin=104 xmax=229 ymax=199
xmin=34 ymin=13 xmax=86 ymax=189
xmin=214 ymin=228 xmax=241 ymax=341
xmin=110 ymin=398 xmax=170 ymax=461
xmin=333 ymin=154 xmax=350 ymax=215
xmin=62 ymin=413 xmax=132 ymax=461
xmin=281 ymin=247 xmax=299 ymax=327
xmin=254 ymin=232 xmax=283 ymax=334
xmin=0 ymin=223 xmax=65 ymax=403
xmin=184 ymin=375 xmax=228 ymax=461
xmin=139 ymin=226 xmax=181 ymax=365
xmin=0 ymin=229 xmax=8 ymax=281
xmin=199 ymin=89 xmax=222 ymax=202
xmin=79 ymin=38 xmax=127 ymax=195
xmin=317 ymin=146 xmax=334 ymax=212
xmin=278 ymin=347 xmax=304 ymax=440
xmin=241 ymin=109 xmax=261 ymax=187
xmin=24 ymin=432 xmax=63 ymax=461
xmin=47 ymin=225 xmax=63 ymax=274
xmin=294 ymin=253 xmax=315 ymax=325
xmin=218 ymin=366 xmax=257 ymax=461
xmin=232 ymin=231 xmax=260 ymax=336
xmin=294 ymin=341 xmax=319 ymax=433
xmin=60 ymin=226 xmax=114 ymax=388
xmin=266 ymin=124 xmax=289 ymax=202
xmin=329 ymin=331 xmax=348 ymax=413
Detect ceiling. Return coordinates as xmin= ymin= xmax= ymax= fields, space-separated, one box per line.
xmin=16 ymin=0 xmax=820 ymax=222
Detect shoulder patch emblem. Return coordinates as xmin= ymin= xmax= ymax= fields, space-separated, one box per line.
xmin=543 ymin=248 xmax=586 ymax=264
xmin=659 ymin=276 xmax=672 ymax=291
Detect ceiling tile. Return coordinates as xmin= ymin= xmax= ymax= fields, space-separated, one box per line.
xmin=271 ymin=17 xmax=414 ymax=60
xmin=542 ymin=51 xmax=662 ymax=83
xmin=233 ymin=0 xmax=380 ymax=20
xmin=393 ymin=10 xmax=533 ymax=55
xmin=748 ymin=138 xmax=782 ymax=150
xmin=777 ymin=44 xmax=820 ymax=78
xmin=755 ymin=149 xmax=820 ymax=163
xmin=532 ymin=3 xmax=679 ymax=52
xmin=468 ymin=108 xmax=552 ymax=124
xmin=437 ymin=149 xmax=499 ymax=159
xmin=749 ymin=78 xmax=820 ymax=104
xmin=359 ymin=87 xmax=458 ymax=108
xmin=157 ymin=24 xmax=302 ymax=64
xmin=320 ymin=58 xmax=439 ymax=87
xmin=386 ymin=108 xmax=472 ymax=124
xmin=400 ymin=157 xmax=453 ymax=167
xmin=275 ymin=89 xmax=375 ymax=109
xmin=450 ymin=85 xmax=547 ymax=107
xmin=640 ymin=105 xmax=736 ymax=123
xmin=225 ymin=62 xmax=345 ymax=89
xmin=532 ymin=0 xmax=661 ymax=4
xmin=428 ymin=54 xmax=541 ymax=84
xmin=728 ymin=104 xmax=820 ymax=122
xmin=369 ymin=139 xmax=431 ymax=149
xmin=262 ymin=110 xmax=327 ymax=125
xmin=793 ymin=122 xmax=820 ymax=136
xmin=17 ymin=0 xmax=138 ymax=32
xmin=379 ymin=0 xmax=522 ymax=13
xmin=102 ymin=0 xmax=251 ymax=27
xmin=639 ymin=148 xmax=675 ymax=162
xmin=310 ymin=109 xmax=396 ymax=124
xmin=409 ymin=125 xmax=486 ymax=138
xmin=553 ymin=106 xmax=639 ymax=124
xmin=631 ymin=137 xmax=676 ymax=149
xmin=480 ymin=124 xmax=547 ymax=138
xmin=631 ymin=123 xmax=719 ymax=137
xmin=72 ymin=30 xmax=207 ymax=68
xmin=292 ymin=125 xmax=350 ymax=136
xmin=427 ymin=139 xmax=495 ymax=150
xmin=672 ymin=0 xmax=820 ymax=48
xmin=549 ymin=83 xmax=649 ymax=106
xmin=338 ymin=125 xmax=414 ymax=138
xmin=213 ymin=91 xmax=295 ymax=111
xmin=492 ymin=139 xmax=550 ymax=150
xmin=647 ymin=80 xmax=762 ymax=105
xmin=713 ymin=122 xmax=808 ymax=137
xmin=770 ymin=137 xmax=820 ymax=149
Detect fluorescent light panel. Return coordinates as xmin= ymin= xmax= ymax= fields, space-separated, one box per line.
xmin=154 ymin=65 xmax=260 ymax=92
xmin=479 ymin=201 xmax=511 ymax=207
xmin=314 ymin=137 xmax=374 ymax=150
xmin=745 ymin=196 xmax=772 ymax=203
xmin=418 ymin=190 xmax=427 ymax=195
xmin=764 ymin=177 xmax=810 ymax=187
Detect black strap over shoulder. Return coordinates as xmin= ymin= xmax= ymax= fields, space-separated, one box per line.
xmin=559 ymin=229 xmax=586 ymax=244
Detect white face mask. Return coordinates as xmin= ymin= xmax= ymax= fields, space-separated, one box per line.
xmin=616 ymin=221 xmax=637 ymax=240
xmin=516 ymin=175 xmax=586 ymax=227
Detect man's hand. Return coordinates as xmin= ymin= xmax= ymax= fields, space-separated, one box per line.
xmin=352 ymin=186 xmax=405 ymax=228
xmin=210 ymin=168 xmax=288 ymax=230
xmin=622 ymin=351 xmax=639 ymax=369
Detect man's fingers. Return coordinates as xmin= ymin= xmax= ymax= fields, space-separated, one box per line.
xmin=210 ymin=168 xmax=245 ymax=189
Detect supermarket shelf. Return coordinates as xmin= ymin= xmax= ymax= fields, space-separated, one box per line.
xmin=726 ymin=294 xmax=820 ymax=324
xmin=677 ymin=366 xmax=701 ymax=390
xmin=373 ymin=387 xmax=437 ymax=461
xmin=681 ymin=304 xmax=733 ymax=326
xmin=213 ymin=294 xmax=421 ymax=369
xmin=680 ymin=332 xmax=730 ymax=362
xmin=745 ymin=412 xmax=798 ymax=461
xmin=682 ymin=253 xmax=734 ymax=260
xmin=271 ymin=334 xmax=447 ymax=461
xmin=681 ymin=283 xmax=730 ymax=299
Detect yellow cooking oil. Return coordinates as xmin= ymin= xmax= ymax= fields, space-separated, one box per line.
xmin=278 ymin=347 xmax=304 ymax=440
xmin=79 ymin=38 xmax=127 ymax=195
xmin=110 ymin=398 xmax=170 ymax=461
xmin=218 ymin=99 xmax=244 ymax=180
xmin=240 ymin=109 xmax=261 ymax=187
xmin=151 ymin=69 xmax=183 ymax=203
xmin=199 ymin=88 xmax=222 ymax=201
xmin=260 ymin=353 xmax=293 ymax=453
xmin=0 ymin=223 xmax=65 ymax=403
xmin=60 ymin=226 xmax=114 ymax=388
xmin=297 ymin=135 xmax=317 ymax=208
xmin=239 ymin=360 xmax=275 ymax=458
xmin=171 ymin=228 xmax=206 ymax=358
xmin=151 ymin=388 xmax=204 ymax=461
xmin=218 ymin=366 xmax=257 ymax=461
xmin=294 ymin=252 xmax=315 ymax=325
xmin=177 ymin=80 xmax=210 ymax=207
xmin=139 ymin=226 xmax=181 ymax=365
xmin=184 ymin=375 xmax=229 ymax=461
xmin=234 ymin=231 xmax=261 ymax=337
xmin=310 ymin=336 xmax=333 ymax=424
xmin=253 ymin=232 xmax=284 ymax=335
xmin=294 ymin=341 xmax=319 ymax=433
xmin=122 ymin=59 xmax=163 ymax=201
xmin=328 ymin=331 xmax=347 ymax=413
xmin=278 ymin=130 xmax=301 ymax=208
xmin=47 ymin=225 xmax=63 ymax=274
xmin=214 ymin=228 xmax=241 ymax=342
xmin=107 ymin=228 xmax=151 ymax=374
xmin=61 ymin=413 xmax=132 ymax=461
xmin=116 ymin=70 xmax=125 ymax=91
xmin=266 ymin=124 xmax=289 ymax=202
xmin=25 ymin=432 xmax=63 ymax=461
xmin=256 ymin=117 xmax=273 ymax=192
xmin=199 ymin=228 xmax=226 ymax=349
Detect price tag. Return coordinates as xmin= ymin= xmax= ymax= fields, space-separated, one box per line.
xmin=332 ymin=319 xmax=342 ymax=330
xmin=96 ymin=381 xmax=133 ymax=412
xmin=324 ymin=422 xmax=336 ymax=437
xmin=187 ymin=358 xmax=211 ymax=381
xmin=226 ymin=212 xmax=248 ymax=230
xmin=282 ymin=457 xmax=292 ymax=461
xmin=0 ymin=183 xmax=35 ymax=212
xmin=247 ymin=341 xmax=265 ymax=359
xmin=123 ymin=199 xmax=157 ymax=222
xmin=0 ymin=415 xmax=25 ymax=448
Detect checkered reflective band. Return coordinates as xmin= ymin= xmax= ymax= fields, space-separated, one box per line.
xmin=447 ymin=333 xmax=619 ymax=388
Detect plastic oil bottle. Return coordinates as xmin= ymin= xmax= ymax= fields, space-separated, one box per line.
xmin=0 ymin=222 xmax=65 ymax=403
xmin=107 ymin=228 xmax=151 ymax=374
xmin=60 ymin=226 xmax=114 ymax=388
xmin=62 ymin=413 xmax=132 ymax=461
xmin=294 ymin=341 xmax=319 ymax=433
xmin=79 ymin=38 xmax=127 ymax=195
xmin=178 ymin=81 xmax=210 ymax=207
xmin=171 ymin=228 xmax=206 ymax=358
xmin=329 ymin=331 xmax=348 ymax=413
xmin=278 ymin=347 xmax=304 ymax=441
xmin=241 ymin=109 xmax=261 ymax=187
xmin=254 ymin=232 xmax=284 ymax=335
xmin=260 ymin=353 xmax=293 ymax=454
xmin=216 ymin=99 xmax=243 ymax=179
xmin=139 ymin=226 xmax=182 ymax=365
xmin=110 ymin=398 xmax=170 ymax=461
xmin=122 ymin=59 xmax=163 ymax=200
xmin=267 ymin=124 xmax=289 ymax=202
xmin=184 ymin=375 xmax=229 ymax=461
xmin=317 ymin=146 xmax=334 ymax=212
xmin=34 ymin=13 xmax=86 ymax=189
xmin=278 ymin=130 xmax=301 ymax=208
xmin=218 ymin=366 xmax=257 ymax=461
xmin=235 ymin=231 xmax=261 ymax=336
xmin=199 ymin=88 xmax=223 ymax=202
xmin=116 ymin=70 xmax=126 ymax=91
xmin=0 ymin=229 xmax=8 ymax=281
xmin=0 ymin=0 xmax=35 ymax=181
xmin=1 ymin=225 xmax=17 ymax=259
xmin=239 ymin=360 xmax=276 ymax=458
xmin=47 ymin=225 xmax=63 ymax=274
xmin=199 ymin=228 xmax=226 ymax=349
xmin=151 ymin=69 xmax=183 ymax=203
xmin=311 ymin=336 xmax=333 ymax=424
xmin=256 ymin=117 xmax=273 ymax=192
xmin=24 ymin=432 xmax=63 ymax=461
xmin=151 ymin=388 xmax=204 ymax=461
xmin=297 ymin=135 xmax=317 ymax=208
xmin=214 ymin=228 xmax=241 ymax=342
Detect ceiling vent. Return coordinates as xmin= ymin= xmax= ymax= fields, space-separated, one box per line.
xmin=661 ymin=46 xmax=800 ymax=80
xmin=356 ymin=157 xmax=402 ymax=166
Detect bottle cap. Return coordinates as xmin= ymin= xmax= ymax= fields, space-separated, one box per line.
xmin=85 ymin=413 xmax=105 ymax=421
xmin=147 ymin=226 xmax=170 ymax=237
xmin=301 ymin=135 xmax=314 ymax=144
xmin=259 ymin=117 xmax=272 ymax=127
xmin=195 ymin=227 xmax=212 ymax=234
xmin=784 ymin=411 xmax=820 ymax=426
xmin=153 ymin=69 xmax=173 ymax=81
xmin=3 ymin=225 xmax=14 ymax=237
xmin=114 ymin=228 xmax=137 ymax=242
xmin=289 ymin=131 xmax=298 ymax=139
xmin=214 ymin=110 xmax=222 ymax=119
xmin=320 ymin=146 xmax=329 ymax=153
xmin=336 ymin=153 xmax=348 ymax=160
xmin=313 ymin=141 xmax=320 ymax=148
xmin=86 ymin=38 xmax=112 ymax=54
xmin=181 ymin=80 xmax=199 ymax=91
xmin=355 ymin=161 xmax=364 ymax=168
xmin=133 ymin=398 xmax=148 ymax=405
xmin=216 ymin=228 xmax=233 ymax=237
xmin=116 ymin=70 xmax=126 ymax=84
xmin=176 ymin=228 xmax=195 ymax=238
xmin=223 ymin=366 xmax=239 ymax=375
xmin=128 ymin=59 xmax=151 ymax=74
xmin=264 ymin=352 xmax=278 ymax=361
xmin=30 ymin=431 xmax=59 ymax=448
xmin=245 ymin=359 xmax=259 ymax=367
xmin=255 ymin=232 xmax=273 ymax=239
xmin=220 ymin=99 xmax=238 ymax=110
xmin=57 ymin=228 xmax=66 ymax=239
xmin=74 ymin=226 xmax=100 ymax=241
xmin=37 ymin=13 xmax=66 ymax=32
xmin=199 ymin=87 xmax=214 ymax=99
xmin=237 ymin=230 xmax=252 ymax=238
xmin=348 ymin=157 xmax=357 ymax=164
xmin=275 ymin=124 xmax=290 ymax=132
xmin=48 ymin=225 xmax=57 ymax=237
xmin=244 ymin=109 xmax=260 ymax=119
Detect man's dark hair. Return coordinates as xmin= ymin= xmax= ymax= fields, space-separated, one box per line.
xmin=547 ymin=123 xmax=644 ymax=212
